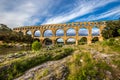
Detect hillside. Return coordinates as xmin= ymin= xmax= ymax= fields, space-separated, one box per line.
xmin=0 ymin=24 xmax=34 ymax=43
xmin=0 ymin=24 xmax=12 ymax=32
xmin=0 ymin=37 xmax=120 ymax=80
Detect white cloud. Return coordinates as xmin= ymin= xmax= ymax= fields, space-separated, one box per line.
xmin=42 ymin=0 xmax=117 ymax=24
xmin=0 ymin=0 xmax=55 ymax=28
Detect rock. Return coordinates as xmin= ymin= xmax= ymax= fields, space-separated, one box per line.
xmin=0 ymin=58 xmax=4 ymax=63
xmin=90 ymin=49 xmax=97 ymax=54
xmin=105 ymin=71 xmax=113 ymax=79
xmin=7 ymin=54 xmax=15 ymax=58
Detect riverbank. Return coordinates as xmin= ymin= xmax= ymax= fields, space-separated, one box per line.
xmin=0 ymin=42 xmax=31 ymax=55
xmin=0 ymin=37 xmax=120 ymax=80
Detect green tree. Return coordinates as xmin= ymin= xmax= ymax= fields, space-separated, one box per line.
xmin=32 ymin=41 xmax=42 ymax=51
xmin=102 ymin=20 xmax=120 ymax=39
xmin=117 ymin=29 xmax=120 ymax=35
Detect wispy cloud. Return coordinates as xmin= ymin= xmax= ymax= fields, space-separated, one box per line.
xmin=76 ymin=6 xmax=120 ymax=21
xmin=42 ymin=0 xmax=117 ymax=24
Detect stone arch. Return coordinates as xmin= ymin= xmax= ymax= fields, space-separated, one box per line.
xmin=92 ymin=37 xmax=99 ymax=43
xmin=44 ymin=30 xmax=53 ymax=37
xmin=33 ymin=38 xmax=40 ymax=42
xmin=56 ymin=38 xmax=64 ymax=44
xmin=18 ymin=31 xmax=24 ymax=35
xmin=56 ymin=29 xmax=64 ymax=36
xmin=34 ymin=30 xmax=41 ymax=37
xmin=26 ymin=30 xmax=32 ymax=35
xmin=66 ymin=28 xmax=76 ymax=36
xmin=79 ymin=37 xmax=87 ymax=45
xmin=79 ymin=27 xmax=88 ymax=36
xmin=43 ymin=38 xmax=52 ymax=45
xmin=92 ymin=26 xmax=100 ymax=36
xmin=66 ymin=38 xmax=76 ymax=44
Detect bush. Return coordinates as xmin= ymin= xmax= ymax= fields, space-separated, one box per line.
xmin=32 ymin=41 xmax=42 ymax=51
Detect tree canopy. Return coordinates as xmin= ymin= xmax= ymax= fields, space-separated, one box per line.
xmin=102 ymin=20 xmax=120 ymax=39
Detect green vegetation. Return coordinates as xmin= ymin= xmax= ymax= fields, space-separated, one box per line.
xmin=0 ymin=46 xmax=74 ymax=80
xmin=101 ymin=37 xmax=120 ymax=52
xmin=78 ymin=37 xmax=87 ymax=45
xmin=102 ymin=20 xmax=120 ymax=39
xmin=66 ymin=52 xmax=116 ymax=80
xmin=32 ymin=41 xmax=42 ymax=51
xmin=0 ymin=24 xmax=34 ymax=43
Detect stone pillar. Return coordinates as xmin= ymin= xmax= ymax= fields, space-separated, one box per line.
xmin=52 ymin=29 xmax=56 ymax=37
xmin=41 ymin=30 xmax=44 ymax=37
xmin=87 ymin=36 xmax=92 ymax=44
xmin=75 ymin=40 xmax=78 ymax=45
xmin=64 ymin=28 xmax=67 ymax=45
xmin=31 ymin=30 xmax=34 ymax=38
xmin=88 ymin=27 xmax=92 ymax=44
xmin=23 ymin=30 xmax=26 ymax=35
xmin=99 ymin=26 xmax=104 ymax=42
xmin=40 ymin=39 xmax=43 ymax=44
xmin=75 ymin=26 xmax=79 ymax=45
xmin=99 ymin=37 xmax=103 ymax=42
xmin=52 ymin=39 xmax=56 ymax=45
xmin=64 ymin=39 xmax=67 ymax=45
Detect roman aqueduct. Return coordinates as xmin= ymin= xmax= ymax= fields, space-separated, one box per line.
xmin=13 ymin=21 xmax=106 ymax=45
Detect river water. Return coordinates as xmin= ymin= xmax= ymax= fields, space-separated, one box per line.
xmin=0 ymin=46 xmax=31 ymax=55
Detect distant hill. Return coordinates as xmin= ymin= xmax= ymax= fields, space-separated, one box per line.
xmin=0 ymin=24 xmax=12 ymax=35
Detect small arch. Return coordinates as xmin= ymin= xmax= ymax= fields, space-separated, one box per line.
xmin=43 ymin=38 xmax=52 ymax=45
xmin=56 ymin=38 xmax=64 ymax=44
xmin=79 ymin=27 xmax=88 ymax=36
xmin=56 ymin=29 xmax=64 ymax=36
xmin=66 ymin=28 xmax=76 ymax=36
xmin=34 ymin=30 xmax=41 ymax=37
xmin=92 ymin=37 xmax=99 ymax=43
xmin=26 ymin=30 xmax=32 ymax=35
xmin=92 ymin=26 xmax=100 ymax=36
xmin=44 ymin=30 xmax=53 ymax=37
xmin=18 ymin=31 xmax=24 ymax=35
xmin=33 ymin=38 xmax=40 ymax=42
xmin=66 ymin=38 xmax=76 ymax=44
xmin=79 ymin=37 xmax=87 ymax=45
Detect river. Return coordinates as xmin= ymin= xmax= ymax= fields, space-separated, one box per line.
xmin=0 ymin=46 xmax=31 ymax=55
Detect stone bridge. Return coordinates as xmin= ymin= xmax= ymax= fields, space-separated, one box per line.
xmin=13 ymin=21 xmax=106 ymax=45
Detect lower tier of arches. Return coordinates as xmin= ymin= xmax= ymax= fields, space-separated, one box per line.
xmin=34 ymin=36 xmax=103 ymax=46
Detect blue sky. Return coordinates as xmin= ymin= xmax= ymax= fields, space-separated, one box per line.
xmin=0 ymin=0 xmax=120 ymax=28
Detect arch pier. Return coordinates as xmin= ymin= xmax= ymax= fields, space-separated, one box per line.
xmin=13 ymin=21 xmax=106 ymax=45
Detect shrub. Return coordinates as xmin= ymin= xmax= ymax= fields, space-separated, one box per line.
xmin=32 ymin=41 xmax=42 ymax=51
xmin=57 ymin=44 xmax=63 ymax=47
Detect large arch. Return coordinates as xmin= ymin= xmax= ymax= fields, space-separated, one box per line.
xmin=56 ymin=29 xmax=64 ymax=36
xmin=26 ymin=30 xmax=32 ymax=35
xmin=34 ymin=30 xmax=41 ymax=37
xmin=44 ymin=30 xmax=53 ymax=37
xmin=79 ymin=27 xmax=88 ymax=36
xmin=92 ymin=37 xmax=99 ymax=43
xmin=79 ymin=37 xmax=87 ymax=45
xmin=56 ymin=38 xmax=64 ymax=44
xmin=43 ymin=38 xmax=52 ymax=45
xmin=66 ymin=28 xmax=76 ymax=36
xmin=66 ymin=38 xmax=76 ymax=44
xmin=92 ymin=26 xmax=100 ymax=36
